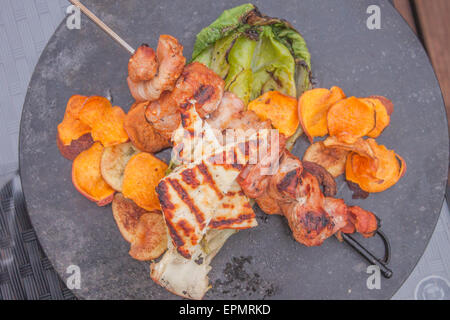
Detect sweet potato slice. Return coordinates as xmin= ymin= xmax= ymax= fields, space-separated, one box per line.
xmin=248 ymin=91 xmax=299 ymax=137
xmin=369 ymin=95 xmax=394 ymax=115
xmin=124 ymin=101 xmax=171 ymax=153
xmin=78 ymin=96 xmax=129 ymax=147
xmin=327 ymin=96 xmax=375 ymax=144
xmin=346 ymin=139 xmax=406 ymax=193
xmin=303 ymin=141 xmax=349 ymax=177
xmin=299 ymin=86 xmax=346 ymax=142
xmin=57 ymin=132 xmax=94 ymax=161
xmin=360 ymin=97 xmax=391 ymax=138
xmin=101 ymin=142 xmax=140 ymax=192
xmin=112 ymin=193 xmax=150 ymax=243
xmin=72 ymin=142 xmax=115 ymax=206
xmin=129 ymin=212 xmax=168 ymax=261
xmin=122 ymin=153 xmax=168 ymax=211
xmin=323 ymin=136 xmax=376 ymax=160
xmin=57 ymin=95 xmax=90 ymax=146
xmin=57 ymin=95 xmax=93 ymax=159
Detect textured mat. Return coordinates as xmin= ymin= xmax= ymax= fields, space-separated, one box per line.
xmin=0 ymin=0 xmax=448 ymax=300
xmin=0 ymin=173 xmax=75 ymax=300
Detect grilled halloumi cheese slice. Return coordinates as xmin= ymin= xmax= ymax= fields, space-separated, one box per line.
xmin=150 ymin=229 xmax=236 ymax=300
xmin=209 ymin=181 xmax=257 ymax=230
xmin=158 ymin=102 xmax=259 ymax=258
xmin=157 ymin=156 xmax=251 ymax=258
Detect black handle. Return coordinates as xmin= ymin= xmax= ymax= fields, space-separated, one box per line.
xmin=341 ymin=231 xmax=393 ymax=279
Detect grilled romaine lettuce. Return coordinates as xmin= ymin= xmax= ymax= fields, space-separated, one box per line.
xmin=192 ymin=3 xmax=312 ymax=106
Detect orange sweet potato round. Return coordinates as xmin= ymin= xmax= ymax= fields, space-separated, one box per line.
xmin=299 ymin=86 xmax=346 ymax=142
xmin=57 ymin=132 xmax=94 ymax=161
xmin=360 ymin=98 xmax=391 ymax=138
xmin=124 ymin=101 xmax=171 ymax=153
xmin=72 ymin=142 xmax=115 ymax=206
xmin=327 ymin=96 xmax=376 ymax=144
xmin=78 ymin=96 xmax=129 ymax=147
xmin=248 ymin=91 xmax=299 ymax=137
xmin=323 ymin=136 xmax=376 ymax=159
xmin=57 ymin=95 xmax=90 ymax=146
xmin=369 ymin=95 xmax=394 ymax=115
xmin=345 ymin=139 xmax=406 ymax=193
xmin=129 ymin=212 xmax=168 ymax=261
xmin=122 ymin=153 xmax=168 ymax=211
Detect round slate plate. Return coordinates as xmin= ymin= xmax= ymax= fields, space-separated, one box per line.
xmin=19 ymin=0 xmax=448 ymax=299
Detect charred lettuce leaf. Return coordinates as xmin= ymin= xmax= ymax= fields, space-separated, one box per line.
xmin=192 ymin=3 xmax=312 ymax=106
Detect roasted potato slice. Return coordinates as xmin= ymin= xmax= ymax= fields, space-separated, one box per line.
xmin=101 ymin=142 xmax=140 ymax=192
xmin=129 ymin=212 xmax=168 ymax=261
xmin=72 ymin=142 xmax=115 ymax=206
xmin=112 ymin=193 xmax=149 ymax=243
xmin=303 ymin=141 xmax=349 ymax=178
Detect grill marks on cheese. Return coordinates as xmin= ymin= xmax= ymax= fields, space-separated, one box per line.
xmin=157 ymin=104 xmax=258 ymax=258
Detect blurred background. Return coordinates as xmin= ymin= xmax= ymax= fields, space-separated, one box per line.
xmin=394 ymin=0 xmax=449 ymax=126
xmin=0 ymin=0 xmax=449 ymax=300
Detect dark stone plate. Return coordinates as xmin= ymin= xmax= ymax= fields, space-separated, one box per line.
xmin=19 ymin=0 xmax=448 ymax=299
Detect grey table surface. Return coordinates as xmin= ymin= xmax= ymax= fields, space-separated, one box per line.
xmin=0 ymin=0 xmax=449 ymax=300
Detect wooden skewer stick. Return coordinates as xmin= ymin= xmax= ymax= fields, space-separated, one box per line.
xmin=69 ymin=0 xmax=135 ymax=55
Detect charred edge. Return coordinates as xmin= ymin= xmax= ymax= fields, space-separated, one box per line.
xmin=167 ymin=178 xmax=205 ymax=225
xmin=194 ymin=85 xmax=215 ymax=105
xmin=156 ymin=181 xmax=175 ymax=210
xmin=302 ymin=161 xmax=337 ymax=197
xmin=225 ymin=37 xmax=238 ymax=64
xmin=277 ymin=170 xmax=298 ymax=194
xmin=267 ymin=70 xmax=283 ymax=87
xmin=177 ymin=248 xmax=191 ymax=259
xmin=244 ymin=28 xmax=260 ymax=41
xmin=300 ymin=210 xmax=332 ymax=233
xmin=229 ymin=149 xmax=245 ymax=170
xmin=165 ymin=219 xmax=185 ymax=249
xmin=232 ymin=163 xmax=244 ymax=170
xmin=197 ymin=162 xmax=224 ymax=200
xmin=244 ymin=6 xmax=297 ymax=32
xmin=180 ymin=102 xmax=191 ymax=110
xmin=210 ymin=214 xmax=255 ymax=228
xmin=180 ymin=111 xmax=190 ymax=127
xmin=181 ymin=168 xmax=200 ymax=188
xmin=177 ymin=219 xmax=195 ymax=237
